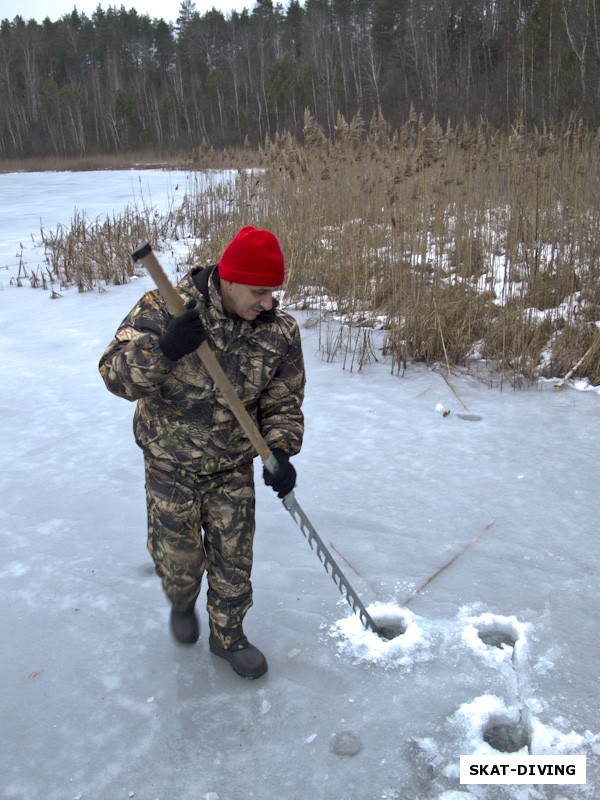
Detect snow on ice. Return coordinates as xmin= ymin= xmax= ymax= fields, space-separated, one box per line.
xmin=0 ymin=170 xmax=599 ymax=800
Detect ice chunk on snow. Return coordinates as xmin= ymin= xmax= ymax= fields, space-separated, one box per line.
xmin=260 ymin=699 xmax=271 ymax=715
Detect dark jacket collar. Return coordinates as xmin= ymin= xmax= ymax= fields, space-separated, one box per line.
xmin=191 ymin=264 xmax=278 ymax=324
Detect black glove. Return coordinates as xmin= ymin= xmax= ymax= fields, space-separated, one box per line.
xmin=158 ymin=300 xmax=206 ymax=361
xmin=263 ymin=448 xmax=296 ymax=499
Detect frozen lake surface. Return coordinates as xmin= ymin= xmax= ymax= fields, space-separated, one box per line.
xmin=0 ymin=170 xmax=598 ymax=800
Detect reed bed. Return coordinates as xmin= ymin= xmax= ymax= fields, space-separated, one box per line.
xmin=39 ymin=207 xmax=161 ymax=293
xmin=35 ymin=112 xmax=600 ymax=386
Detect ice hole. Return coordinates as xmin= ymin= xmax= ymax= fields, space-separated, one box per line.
xmin=476 ymin=620 xmax=519 ymax=650
xmin=477 ymin=628 xmax=517 ymax=649
xmin=373 ymin=615 xmax=407 ymax=641
xmin=483 ymin=715 xmax=530 ymax=753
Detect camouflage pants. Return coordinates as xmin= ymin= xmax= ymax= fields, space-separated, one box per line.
xmin=144 ymin=456 xmax=256 ymax=648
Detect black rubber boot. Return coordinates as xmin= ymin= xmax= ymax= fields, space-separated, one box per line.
xmin=209 ymin=634 xmax=268 ymax=679
xmin=170 ymin=606 xmax=200 ymax=644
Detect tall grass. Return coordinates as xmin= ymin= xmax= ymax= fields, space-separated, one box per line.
xmin=35 ymin=112 xmax=600 ymax=386
xmin=256 ymin=112 xmax=600 ymax=386
xmin=39 ymin=207 xmax=165 ymax=293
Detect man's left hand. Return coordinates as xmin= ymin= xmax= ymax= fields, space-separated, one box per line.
xmin=263 ymin=449 xmax=296 ymax=498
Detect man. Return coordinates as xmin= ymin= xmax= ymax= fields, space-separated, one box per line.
xmin=99 ymin=226 xmax=305 ymax=679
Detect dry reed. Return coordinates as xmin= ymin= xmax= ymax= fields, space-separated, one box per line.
xmin=26 ymin=112 xmax=600 ymax=386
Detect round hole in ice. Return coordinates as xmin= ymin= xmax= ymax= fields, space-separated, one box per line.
xmin=373 ymin=615 xmax=407 ymax=641
xmin=477 ymin=628 xmax=516 ymax=650
xmin=483 ymin=716 xmax=530 ymax=753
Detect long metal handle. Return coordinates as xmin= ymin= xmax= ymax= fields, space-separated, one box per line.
xmin=132 ymin=242 xmax=383 ymax=636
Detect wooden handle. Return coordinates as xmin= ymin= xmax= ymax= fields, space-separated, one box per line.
xmin=133 ymin=243 xmax=188 ymax=317
xmin=197 ymin=342 xmax=272 ymax=462
xmin=132 ymin=242 xmax=273 ymax=464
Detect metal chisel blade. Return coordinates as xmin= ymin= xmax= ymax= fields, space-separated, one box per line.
xmin=282 ymin=491 xmax=381 ymax=635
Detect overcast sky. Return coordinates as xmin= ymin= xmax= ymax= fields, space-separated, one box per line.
xmin=0 ymin=0 xmax=255 ymax=24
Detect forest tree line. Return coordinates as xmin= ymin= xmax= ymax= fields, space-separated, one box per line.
xmin=1 ymin=0 xmax=599 ymax=158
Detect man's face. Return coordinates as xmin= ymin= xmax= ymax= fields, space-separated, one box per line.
xmin=221 ymin=280 xmax=279 ymax=321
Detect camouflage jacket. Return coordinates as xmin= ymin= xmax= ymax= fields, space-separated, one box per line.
xmin=99 ymin=265 xmax=305 ymax=475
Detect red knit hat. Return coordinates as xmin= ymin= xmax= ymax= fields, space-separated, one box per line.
xmin=218 ymin=226 xmax=284 ymax=287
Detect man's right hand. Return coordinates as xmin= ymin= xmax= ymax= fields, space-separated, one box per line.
xmin=158 ymin=300 xmax=206 ymax=361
